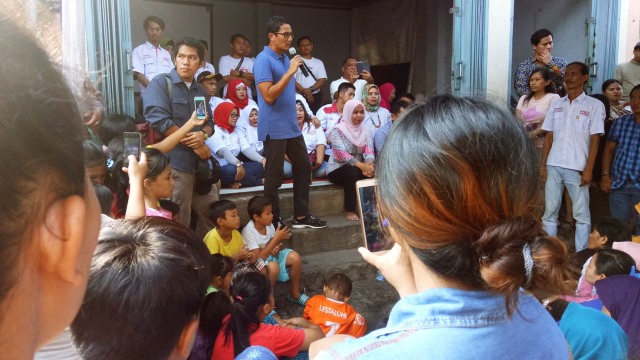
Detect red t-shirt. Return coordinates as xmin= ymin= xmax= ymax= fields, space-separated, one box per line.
xmin=211 ymin=316 xmax=305 ymax=360
xmin=303 ymin=295 xmax=367 ymax=337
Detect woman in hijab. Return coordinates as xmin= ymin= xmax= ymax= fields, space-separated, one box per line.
xmin=327 ymin=99 xmax=375 ymax=221
xmin=595 ymin=275 xmax=640 ymax=357
xmin=379 ymin=83 xmax=396 ymax=111
xmin=361 ymin=84 xmax=391 ymax=140
xmin=225 ymin=79 xmax=258 ymax=133
xmin=205 ymin=102 xmax=265 ymax=189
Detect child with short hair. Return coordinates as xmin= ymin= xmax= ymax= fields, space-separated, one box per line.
xmin=303 ymin=273 xmax=366 ymax=337
xmin=241 ymin=196 xmax=310 ymax=306
xmin=70 ymin=217 xmax=211 ymax=360
xmin=204 ymin=200 xmax=266 ymax=276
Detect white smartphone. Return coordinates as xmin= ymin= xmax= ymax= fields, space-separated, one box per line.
xmin=194 ymin=96 xmax=206 ymax=120
xmin=356 ymin=178 xmax=387 ymax=252
xmin=123 ymin=132 xmax=141 ymax=167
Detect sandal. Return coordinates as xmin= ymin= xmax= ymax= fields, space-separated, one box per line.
xmin=286 ymin=293 xmax=309 ymax=306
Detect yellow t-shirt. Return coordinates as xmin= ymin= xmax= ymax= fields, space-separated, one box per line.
xmin=203 ymin=228 xmax=243 ymax=257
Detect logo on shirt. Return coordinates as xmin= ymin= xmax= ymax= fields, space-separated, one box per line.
xmin=319 ymin=305 xmax=348 ymax=319
xmin=553 ymin=108 xmax=563 ymax=113
xmin=579 ymin=110 xmax=590 ymax=117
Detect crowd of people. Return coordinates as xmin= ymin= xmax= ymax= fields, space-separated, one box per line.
xmin=4 ymin=6 xmax=640 ymax=360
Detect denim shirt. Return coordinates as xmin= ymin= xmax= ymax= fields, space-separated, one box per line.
xmin=316 ymin=288 xmax=569 ymax=360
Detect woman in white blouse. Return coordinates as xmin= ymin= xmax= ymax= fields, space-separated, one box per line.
xmin=205 ymin=102 xmax=265 ymax=189
xmin=284 ymin=100 xmax=328 ymax=179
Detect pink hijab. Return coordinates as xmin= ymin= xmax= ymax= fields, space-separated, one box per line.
xmin=379 ymin=83 xmax=396 ymax=111
xmin=334 ymin=99 xmax=368 ymax=148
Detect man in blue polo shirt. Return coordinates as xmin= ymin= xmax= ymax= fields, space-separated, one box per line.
xmin=254 ymin=15 xmax=327 ymax=229
xmin=601 ymin=84 xmax=640 ymax=235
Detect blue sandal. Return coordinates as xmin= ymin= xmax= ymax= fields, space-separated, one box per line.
xmin=286 ymin=293 xmax=309 ymax=306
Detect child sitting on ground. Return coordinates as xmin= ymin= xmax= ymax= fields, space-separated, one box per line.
xmin=565 ymin=217 xmax=640 ymax=303
xmin=204 ymin=200 xmax=266 ymax=277
xmin=303 ymin=273 xmax=366 ymax=337
xmin=241 ymin=196 xmax=309 ymax=306
xmin=208 ymin=253 xmax=234 ymax=296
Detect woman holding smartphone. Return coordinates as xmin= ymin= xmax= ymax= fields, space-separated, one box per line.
xmin=0 ymin=16 xmax=101 ymax=358
xmin=312 ymin=95 xmax=575 ymax=359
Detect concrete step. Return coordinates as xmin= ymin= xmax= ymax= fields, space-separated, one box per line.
xmin=221 ymin=182 xmax=345 ymax=224
xmin=284 ymin=215 xmax=363 ymax=256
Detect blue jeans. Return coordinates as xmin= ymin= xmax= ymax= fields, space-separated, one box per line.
xmin=283 ymin=160 xmax=328 ymax=179
xmin=542 ymin=166 xmax=590 ymax=250
xmin=609 ymin=182 xmax=640 ymax=235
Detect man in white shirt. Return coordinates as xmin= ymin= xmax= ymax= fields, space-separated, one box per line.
xmin=329 ymin=57 xmax=373 ymax=101
xmin=316 ymin=82 xmax=355 ymax=158
xmin=132 ymin=16 xmax=173 ymax=97
xmin=540 ymin=62 xmax=605 ymax=251
xmin=294 ymin=36 xmax=327 ymax=113
xmin=195 ymin=40 xmax=216 ymax=79
xmin=219 ymin=33 xmax=255 ymax=99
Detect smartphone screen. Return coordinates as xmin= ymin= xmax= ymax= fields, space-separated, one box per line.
xmin=356 ymin=178 xmax=387 ymax=252
xmin=123 ymin=132 xmax=141 ymax=167
xmin=194 ymin=96 xmax=206 ymax=120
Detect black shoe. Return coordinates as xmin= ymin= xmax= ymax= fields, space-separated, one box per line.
xmin=291 ymin=215 xmax=327 ymax=229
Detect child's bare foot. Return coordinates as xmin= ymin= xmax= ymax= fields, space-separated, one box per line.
xmin=230 ymin=182 xmax=242 ymax=189
xmin=346 ymin=212 xmax=359 ymax=221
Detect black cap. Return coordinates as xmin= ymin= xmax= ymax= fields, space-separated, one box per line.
xmin=197 ymin=71 xmax=223 ymax=83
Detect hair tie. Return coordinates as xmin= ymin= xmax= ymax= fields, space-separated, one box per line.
xmin=106 ymin=158 xmax=114 ymax=169
xmin=522 ymin=243 xmax=534 ymax=288
xmin=235 ymin=295 xmax=243 ymax=303
xmin=631 ymin=266 xmax=640 ymax=279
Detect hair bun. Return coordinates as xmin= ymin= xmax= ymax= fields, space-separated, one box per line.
xmin=474 ymin=216 xmax=574 ymax=315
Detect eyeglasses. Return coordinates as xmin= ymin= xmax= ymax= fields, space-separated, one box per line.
xmin=273 ymin=32 xmax=294 ymax=38
xmin=230 ymin=113 xmax=239 ymax=118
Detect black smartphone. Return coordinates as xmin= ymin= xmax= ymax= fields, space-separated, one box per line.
xmin=194 ymin=96 xmax=206 ymax=120
xmin=356 ymin=60 xmax=370 ymax=75
xmin=123 ymin=132 xmax=141 ymax=167
xmin=356 ymin=178 xmax=387 ymax=252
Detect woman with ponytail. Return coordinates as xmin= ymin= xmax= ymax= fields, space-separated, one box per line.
xmin=311 ymin=95 xmax=575 ymax=359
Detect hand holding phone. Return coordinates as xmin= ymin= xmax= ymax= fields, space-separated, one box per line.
xmin=356 ymin=60 xmax=370 ymax=75
xmin=123 ymin=132 xmax=142 ymax=167
xmin=356 ymin=178 xmax=387 ymax=252
xmin=194 ymin=96 xmax=206 ymax=120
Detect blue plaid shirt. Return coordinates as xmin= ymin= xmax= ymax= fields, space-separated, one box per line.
xmin=608 ymin=114 xmax=640 ymax=189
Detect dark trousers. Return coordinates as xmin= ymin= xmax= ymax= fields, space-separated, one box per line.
xmin=220 ymin=161 xmax=264 ymax=187
xmin=263 ymin=135 xmax=311 ymax=218
xmin=327 ymin=165 xmax=366 ymax=212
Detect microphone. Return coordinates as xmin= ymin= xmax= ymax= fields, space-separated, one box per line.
xmin=288 ymin=47 xmax=309 ymax=77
